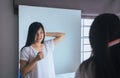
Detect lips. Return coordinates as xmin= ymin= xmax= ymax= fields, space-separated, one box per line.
xmin=37 ymin=38 xmax=42 ymax=40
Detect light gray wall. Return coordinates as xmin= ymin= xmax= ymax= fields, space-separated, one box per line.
xmin=19 ymin=0 xmax=120 ymax=17
xmin=0 ymin=0 xmax=18 ymax=78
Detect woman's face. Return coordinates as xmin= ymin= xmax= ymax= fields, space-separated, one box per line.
xmin=34 ymin=27 xmax=44 ymax=43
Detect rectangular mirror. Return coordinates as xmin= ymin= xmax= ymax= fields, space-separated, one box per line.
xmin=19 ymin=5 xmax=81 ymax=78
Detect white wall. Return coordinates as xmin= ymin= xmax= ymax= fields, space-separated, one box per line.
xmin=19 ymin=5 xmax=81 ymax=74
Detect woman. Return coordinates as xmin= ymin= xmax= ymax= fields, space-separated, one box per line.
xmin=20 ymin=22 xmax=65 ymax=78
xmin=75 ymin=13 xmax=120 ymax=78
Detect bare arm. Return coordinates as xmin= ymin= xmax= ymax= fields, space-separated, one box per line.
xmin=20 ymin=59 xmax=37 ymax=78
xmin=20 ymin=52 xmax=44 ymax=78
xmin=45 ymin=32 xmax=65 ymax=45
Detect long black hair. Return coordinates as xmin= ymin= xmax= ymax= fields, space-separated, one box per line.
xmin=80 ymin=13 xmax=120 ymax=78
xmin=24 ymin=22 xmax=45 ymax=47
xmin=90 ymin=13 xmax=120 ymax=78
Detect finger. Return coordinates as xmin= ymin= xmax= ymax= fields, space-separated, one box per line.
xmin=38 ymin=52 xmax=42 ymax=55
xmin=37 ymin=52 xmax=40 ymax=54
xmin=42 ymin=54 xmax=44 ymax=58
xmin=42 ymin=55 xmax=44 ymax=58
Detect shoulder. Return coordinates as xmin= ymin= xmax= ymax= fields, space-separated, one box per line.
xmin=20 ymin=46 xmax=31 ymax=53
xmin=80 ymin=57 xmax=94 ymax=70
xmin=44 ymin=39 xmax=54 ymax=51
xmin=79 ymin=57 xmax=95 ymax=78
xmin=20 ymin=46 xmax=31 ymax=61
xmin=44 ymin=39 xmax=54 ymax=47
xmin=21 ymin=46 xmax=30 ymax=51
xmin=44 ymin=39 xmax=54 ymax=45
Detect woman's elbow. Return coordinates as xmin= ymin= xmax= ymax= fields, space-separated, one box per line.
xmin=21 ymin=68 xmax=28 ymax=77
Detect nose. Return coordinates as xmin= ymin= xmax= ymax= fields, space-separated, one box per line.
xmin=38 ymin=34 xmax=43 ymax=38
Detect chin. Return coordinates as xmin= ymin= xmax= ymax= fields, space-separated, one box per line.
xmin=35 ymin=40 xmax=41 ymax=43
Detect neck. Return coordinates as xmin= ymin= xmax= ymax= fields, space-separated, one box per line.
xmin=33 ymin=42 xmax=42 ymax=47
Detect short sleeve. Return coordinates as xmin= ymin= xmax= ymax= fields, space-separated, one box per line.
xmin=44 ymin=39 xmax=54 ymax=52
xmin=20 ymin=47 xmax=30 ymax=61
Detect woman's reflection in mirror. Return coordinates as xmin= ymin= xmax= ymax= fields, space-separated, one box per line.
xmin=20 ymin=22 xmax=65 ymax=78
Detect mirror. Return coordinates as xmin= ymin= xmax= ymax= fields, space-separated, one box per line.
xmin=19 ymin=5 xmax=81 ymax=78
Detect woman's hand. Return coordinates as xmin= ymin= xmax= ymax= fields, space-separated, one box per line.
xmin=35 ymin=52 xmax=44 ymax=61
xmin=20 ymin=52 xmax=44 ymax=77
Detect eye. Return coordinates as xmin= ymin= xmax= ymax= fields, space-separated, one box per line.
xmin=40 ymin=31 xmax=43 ymax=34
xmin=36 ymin=33 xmax=39 ymax=36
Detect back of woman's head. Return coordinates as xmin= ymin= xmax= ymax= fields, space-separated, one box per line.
xmin=89 ymin=13 xmax=120 ymax=78
xmin=90 ymin=13 xmax=120 ymax=51
xmin=25 ymin=22 xmax=45 ymax=47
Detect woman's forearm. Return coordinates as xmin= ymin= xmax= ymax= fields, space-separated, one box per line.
xmin=45 ymin=32 xmax=65 ymax=45
xmin=21 ymin=58 xmax=38 ymax=77
xmin=45 ymin=32 xmax=65 ymax=38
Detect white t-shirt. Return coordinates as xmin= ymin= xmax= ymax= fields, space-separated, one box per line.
xmin=20 ymin=40 xmax=55 ymax=78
